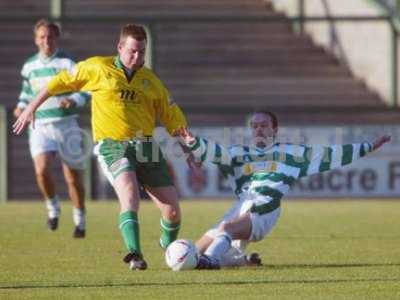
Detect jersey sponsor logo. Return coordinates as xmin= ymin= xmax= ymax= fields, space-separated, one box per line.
xmin=244 ymin=162 xmax=277 ymax=176
xmin=119 ymin=89 xmax=140 ymax=104
xmin=243 ymin=163 xmax=253 ymax=175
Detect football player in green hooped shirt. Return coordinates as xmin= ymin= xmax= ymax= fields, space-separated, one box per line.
xmin=14 ymin=19 xmax=88 ymax=238
xmin=14 ymin=23 xmax=189 ymax=270
xmin=177 ymin=111 xmax=391 ymax=269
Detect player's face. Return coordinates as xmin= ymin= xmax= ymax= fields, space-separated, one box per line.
xmin=118 ymin=37 xmax=146 ymax=70
xmin=250 ymin=113 xmax=276 ymax=147
xmin=34 ymin=26 xmax=58 ymax=57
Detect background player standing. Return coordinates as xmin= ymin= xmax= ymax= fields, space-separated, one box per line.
xmin=13 ymin=19 xmax=88 ymax=238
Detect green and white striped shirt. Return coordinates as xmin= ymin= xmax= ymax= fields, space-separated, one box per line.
xmin=187 ymin=137 xmax=373 ymax=214
xmin=18 ymin=49 xmax=90 ymax=124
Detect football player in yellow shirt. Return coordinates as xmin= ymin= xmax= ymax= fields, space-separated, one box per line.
xmin=14 ymin=23 xmax=187 ymax=270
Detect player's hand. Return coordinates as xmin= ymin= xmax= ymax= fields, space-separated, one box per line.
xmin=59 ymin=98 xmax=76 ymax=109
xmin=174 ymin=127 xmax=196 ymax=145
xmin=13 ymin=107 xmax=24 ymax=118
xmin=372 ymin=135 xmax=391 ymax=151
xmin=12 ymin=105 xmax=35 ymax=134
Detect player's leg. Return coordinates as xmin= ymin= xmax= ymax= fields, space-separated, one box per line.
xmin=207 ymin=210 xmax=281 ymax=268
xmin=33 ymin=152 xmax=56 ymax=200
xmin=195 ymin=231 xmax=245 ymax=267
xmin=195 ymin=200 xmax=243 ymax=254
xmin=195 ymin=201 xmax=246 ymax=269
xmin=113 ymin=171 xmax=147 ymax=267
xmin=197 ymin=221 xmax=261 ymax=268
xmin=203 ymin=212 xmax=252 ymax=265
xmin=29 ymin=122 xmax=67 ymax=230
xmin=196 ymin=234 xmax=214 ymax=253
xmin=136 ymin=141 xmax=181 ymax=249
xmin=222 ymin=239 xmax=262 ymax=267
xmin=112 ymin=171 xmax=147 ymax=270
xmin=197 ymin=215 xmax=252 ymax=269
xmin=61 ymin=163 xmax=85 ymax=238
xmin=197 ymin=231 xmax=259 ymax=267
xmin=95 ymin=140 xmax=147 ymax=270
xmin=145 ymin=185 xmax=181 ymax=249
xmin=55 ymin=118 xmax=86 ymax=237
xmin=32 ymin=152 xmax=60 ymax=230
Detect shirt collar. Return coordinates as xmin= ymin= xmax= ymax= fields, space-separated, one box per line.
xmin=39 ymin=48 xmax=59 ymax=63
xmin=114 ymin=55 xmax=124 ymax=69
xmin=115 ymin=55 xmax=138 ymax=82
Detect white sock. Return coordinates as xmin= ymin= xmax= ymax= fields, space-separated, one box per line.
xmin=220 ymin=247 xmax=247 ymax=267
xmin=204 ymin=232 xmax=232 ymax=263
xmin=46 ymin=196 xmax=60 ymax=219
xmin=73 ymin=208 xmax=86 ymax=230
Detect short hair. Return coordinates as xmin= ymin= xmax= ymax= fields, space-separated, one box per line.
xmin=120 ymin=23 xmax=147 ymax=43
xmin=34 ymin=18 xmax=60 ymax=37
xmin=251 ymin=110 xmax=278 ymax=130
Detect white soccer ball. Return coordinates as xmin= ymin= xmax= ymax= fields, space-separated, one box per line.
xmin=165 ymin=239 xmax=199 ymax=271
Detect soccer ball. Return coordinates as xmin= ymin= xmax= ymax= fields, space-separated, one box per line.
xmin=165 ymin=239 xmax=199 ymax=271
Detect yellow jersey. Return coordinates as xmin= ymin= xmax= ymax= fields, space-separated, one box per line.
xmin=47 ymin=56 xmax=187 ymax=141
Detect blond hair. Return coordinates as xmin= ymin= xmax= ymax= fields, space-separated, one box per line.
xmin=34 ymin=19 xmax=60 ymax=37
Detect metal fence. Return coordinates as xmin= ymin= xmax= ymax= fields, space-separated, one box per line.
xmin=0 ymin=106 xmax=7 ymax=203
xmin=0 ymin=0 xmax=399 ymax=201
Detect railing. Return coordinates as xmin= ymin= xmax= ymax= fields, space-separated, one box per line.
xmin=3 ymin=0 xmax=399 ymax=108
xmin=1 ymin=1 xmax=399 ymax=200
xmin=296 ymin=0 xmax=398 ymax=107
xmin=0 ymin=105 xmax=7 ymax=203
xmin=2 ymin=12 xmax=396 ymax=107
xmin=375 ymin=0 xmax=400 ymax=15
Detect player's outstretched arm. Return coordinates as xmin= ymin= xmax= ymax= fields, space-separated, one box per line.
xmin=174 ymin=128 xmax=201 ymax=169
xmin=301 ymin=135 xmax=392 ymax=177
xmin=12 ymin=87 xmax=51 ymax=134
xmin=175 ymin=127 xmax=233 ymax=167
xmin=372 ymin=135 xmax=391 ymax=151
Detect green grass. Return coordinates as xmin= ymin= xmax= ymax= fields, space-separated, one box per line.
xmin=0 ymin=200 xmax=399 ymax=300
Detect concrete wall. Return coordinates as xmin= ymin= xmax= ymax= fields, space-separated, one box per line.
xmin=270 ymin=0 xmax=396 ymax=106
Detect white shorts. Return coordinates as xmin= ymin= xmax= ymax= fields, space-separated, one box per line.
xmin=205 ymin=196 xmax=281 ymax=251
xmin=29 ymin=118 xmax=85 ymax=170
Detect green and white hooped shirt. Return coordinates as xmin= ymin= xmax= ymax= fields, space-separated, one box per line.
xmin=18 ymin=49 xmax=90 ymax=124
xmin=187 ymin=137 xmax=373 ymax=214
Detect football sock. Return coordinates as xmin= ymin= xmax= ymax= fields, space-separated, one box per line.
xmin=119 ymin=211 xmax=142 ymax=256
xmin=220 ymin=247 xmax=247 ymax=267
xmin=46 ymin=196 xmax=60 ymax=219
xmin=159 ymin=218 xmax=181 ymax=249
xmin=204 ymin=232 xmax=232 ymax=263
xmin=73 ymin=207 xmax=86 ymax=230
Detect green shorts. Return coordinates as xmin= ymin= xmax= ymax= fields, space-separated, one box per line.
xmin=94 ymin=138 xmax=173 ymax=187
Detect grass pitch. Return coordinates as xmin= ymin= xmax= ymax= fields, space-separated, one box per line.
xmin=0 ymin=200 xmax=399 ymax=300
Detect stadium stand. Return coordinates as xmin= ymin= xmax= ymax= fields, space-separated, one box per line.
xmin=0 ymin=1 xmax=50 ymax=17
xmin=1 ymin=0 xmax=399 ymax=199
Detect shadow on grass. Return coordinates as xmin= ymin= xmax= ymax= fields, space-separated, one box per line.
xmin=266 ymin=262 xmax=400 ymax=270
xmin=1 ymin=269 xmax=400 ymax=290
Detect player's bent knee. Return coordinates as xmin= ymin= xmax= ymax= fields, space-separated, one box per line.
xmin=64 ymin=174 xmax=81 ymax=187
xmin=164 ymin=206 xmax=180 ymax=221
xmin=35 ymin=168 xmax=51 ymax=179
xmin=218 ymin=222 xmax=230 ymax=233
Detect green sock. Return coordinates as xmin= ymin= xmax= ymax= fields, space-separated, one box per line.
xmin=119 ymin=211 xmax=141 ymax=256
xmin=159 ymin=218 xmax=181 ymax=249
